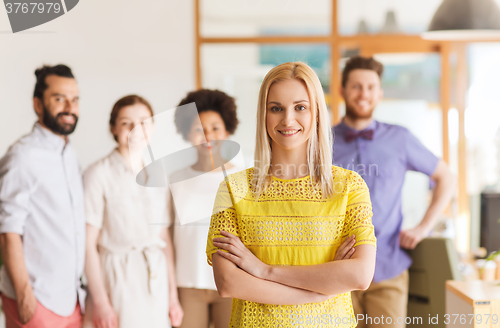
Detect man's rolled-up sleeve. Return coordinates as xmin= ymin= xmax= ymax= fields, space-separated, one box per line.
xmin=0 ymin=153 xmax=31 ymax=235
xmin=404 ymin=129 xmax=440 ymax=176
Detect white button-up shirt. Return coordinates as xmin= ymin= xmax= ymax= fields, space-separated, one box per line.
xmin=0 ymin=123 xmax=86 ymax=316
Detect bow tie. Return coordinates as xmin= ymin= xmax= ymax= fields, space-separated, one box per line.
xmin=344 ymin=129 xmax=374 ymax=143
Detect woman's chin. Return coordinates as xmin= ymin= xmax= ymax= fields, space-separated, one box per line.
xmin=272 ymin=139 xmax=308 ymax=151
xmin=126 ymin=142 xmax=147 ymax=152
xmin=195 ymin=144 xmax=219 ymax=152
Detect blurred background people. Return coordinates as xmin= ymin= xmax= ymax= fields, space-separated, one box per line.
xmin=0 ymin=65 xmax=85 ymax=328
xmin=83 ymin=95 xmax=183 ymax=328
xmin=170 ymin=89 xmax=240 ymax=328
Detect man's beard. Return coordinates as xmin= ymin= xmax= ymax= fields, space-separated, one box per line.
xmin=42 ymin=103 xmax=78 ymax=136
xmin=345 ymin=102 xmax=375 ymax=120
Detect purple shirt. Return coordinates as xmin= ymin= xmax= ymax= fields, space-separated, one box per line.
xmin=332 ymin=120 xmax=439 ymax=282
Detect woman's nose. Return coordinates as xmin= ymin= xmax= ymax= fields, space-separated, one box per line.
xmin=281 ymin=108 xmax=296 ymax=126
xmin=129 ymin=122 xmax=145 ymax=136
xmin=204 ymin=130 xmax=215 ymax=142
xmin=129 ymin=123 xmax=138 ymax=132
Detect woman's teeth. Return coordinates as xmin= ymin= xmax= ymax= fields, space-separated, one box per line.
xmin=279 ymin=130 xmax=299 ymax=135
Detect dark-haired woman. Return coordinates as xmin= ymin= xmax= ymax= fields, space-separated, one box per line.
xmin=170 ymin=89 xmax=241 ymax=328
xmin=83 ymin=95 xmax=183 ymax=328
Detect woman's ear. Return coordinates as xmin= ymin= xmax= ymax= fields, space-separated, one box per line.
xmin=110 ymin=125 xmax=117 ymax=141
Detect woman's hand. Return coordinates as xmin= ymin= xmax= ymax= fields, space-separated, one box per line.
xmin=169 ymin=298 xmax=184 ymax=327
xmin=213 ymin=231 xmax=270 ymax=279
xmin=92 ymin=300 xmax=118 ymax=328
xmin=334 ymin=235 xmax=356 ymax=261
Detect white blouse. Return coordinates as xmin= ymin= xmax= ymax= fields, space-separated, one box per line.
xmin=170 ymin=165 xmax=242 ymax=290
xmin=84 ymin=149 xmax=170 ymax=254
xmin=83 ymin=149 xmax=171 ymax=328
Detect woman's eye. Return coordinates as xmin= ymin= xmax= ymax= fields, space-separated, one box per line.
xmin=296 ymin=105 xmax=306 ymax=111
xmin=271 ymin=106 xmax=282 ymax=112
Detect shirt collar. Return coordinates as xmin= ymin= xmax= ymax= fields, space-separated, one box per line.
xmin=338 ymin=118 xmax=378 ymax=133
xmin=32 ymin=122 xmax=68 ymax=153
xmin=109 ymin=148 xmax=132 ymax=173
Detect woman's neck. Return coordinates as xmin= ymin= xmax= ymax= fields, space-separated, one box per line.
xmin=191 ymin=150 xmax=233 ymax=172
xmin=270 ymin=143 xmax=309 ymax=179
xmin=117 ymin=145 xmax=143 ymax=171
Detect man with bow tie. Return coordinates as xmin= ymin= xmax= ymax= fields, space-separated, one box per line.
xmin=333 ymin=56 xmax=455 ymax=328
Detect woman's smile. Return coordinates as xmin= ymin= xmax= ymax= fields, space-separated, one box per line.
xmin=277 ymin=129 xmax=301 ymax=136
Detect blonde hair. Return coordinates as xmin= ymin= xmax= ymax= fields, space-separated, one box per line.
xmin=253 ymin=62 xmax=334 ymax=198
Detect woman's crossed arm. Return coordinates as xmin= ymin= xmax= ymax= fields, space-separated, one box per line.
xmin=213 ymin=231 xmax=375 ymax=297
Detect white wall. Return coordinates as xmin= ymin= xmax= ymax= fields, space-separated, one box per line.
xmin=202 ymin=0 xmax=500 ymax=35
xmin=200 ymin=0 xmax=442 ymax=36
xmin=0 ymin=0 xmax=195 ymax=170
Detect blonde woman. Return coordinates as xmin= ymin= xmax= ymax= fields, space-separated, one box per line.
xmin=206 ymin=62 xmax=377 ymax=327
xmin=83 ymin=95 xmax=183 ymax=328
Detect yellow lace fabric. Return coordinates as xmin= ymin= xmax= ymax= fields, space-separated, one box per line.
xmin=206 ymin=166 xmax=376 ymax=328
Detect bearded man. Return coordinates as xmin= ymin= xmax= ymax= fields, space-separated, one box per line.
xmin=0 ymin=64 xmax=85 ymax=328
xmin=333 ymin=56 xmax=455 ymax=328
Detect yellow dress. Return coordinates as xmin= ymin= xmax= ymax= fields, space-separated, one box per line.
xmin=206 ymin=166 xmax=376 ymax=328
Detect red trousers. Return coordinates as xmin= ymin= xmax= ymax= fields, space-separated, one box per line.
xmin=1 ymin=294 xmax=82 ymax=328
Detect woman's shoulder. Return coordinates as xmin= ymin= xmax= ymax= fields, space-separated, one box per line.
xmin=225 ymin=167 xmax=253 ymax=183
xmin=331 ymin=164 xmax=353 ymax=179
xmin=331 ymin=165 xmax=367 ymax=190
xmin=169 ymin=166 xmax=194 ymax=183
xmin=220 ymin=167 xmax=254 ymax=199
xmin=83 ymin=150 xmax=117 ymax=180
